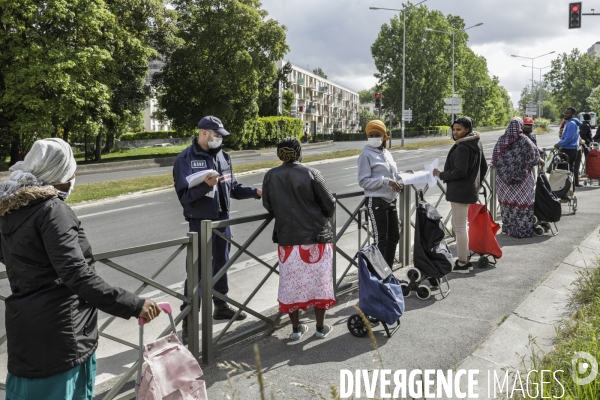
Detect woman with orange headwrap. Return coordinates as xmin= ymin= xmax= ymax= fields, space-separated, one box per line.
xmin=357 ymin=120 xmax=406 ymax=268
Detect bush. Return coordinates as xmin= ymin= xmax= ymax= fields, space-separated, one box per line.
xmin=535 ymin=118 xmax=551 ymax=128
xmin=120 ymin=130 xmax=193 ymax=141
xmin=228 ymin=117 xmax=303 ymax=149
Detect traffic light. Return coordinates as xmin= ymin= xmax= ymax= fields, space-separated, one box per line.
xmin=569 ymin=2 xmax=582 ymax=29
xmin=375 ymin=92 xmax=382 ymax=108
xmin=298 ymin=105 xmax=304 ymax=112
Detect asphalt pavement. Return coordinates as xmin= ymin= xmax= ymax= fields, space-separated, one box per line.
xmin=75 ymin=135 xmax=450 ymax=185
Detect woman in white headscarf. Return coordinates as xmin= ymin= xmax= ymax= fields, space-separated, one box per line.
xmin=0 ymin=138 xmax=161 ymax=400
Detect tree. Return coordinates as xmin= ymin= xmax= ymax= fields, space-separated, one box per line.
xmin=359 ymin=109 xmax=379 ymax=131
xmin=371 ymin=5 xmax=512 ymax=128
xmin=258 ymin=61 xmax=293 ymax=117
xmin=100 ymin=0 xmax=176 ymax=155
xmin=358 ymin=86 xmax=378 ymax=104
xmin=282 ymin=90 xmax=295 ymax=116
xmin=153 ymin=0 xmax=289 ymax=148
xmin=0 ymin=0 xmax=173 ymax=162
xmin=313 ymin=67 xmax=327 ymax=79
xmin=587 ymin=85 xmax=600 ymax=113
xmin=546 ymin=49 xmax=600 ymax=113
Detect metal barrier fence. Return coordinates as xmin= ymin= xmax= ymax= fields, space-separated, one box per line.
xmin=0 ymin=234 xmax=200 ymax=400
xmin=0 ymin=167 xmax=498 ymax=395
xmin=199 ymin=191 xmax=371 ymax=365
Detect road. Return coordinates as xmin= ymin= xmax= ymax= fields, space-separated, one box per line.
xmin=75 ymin=135 xmax=450 ymax=185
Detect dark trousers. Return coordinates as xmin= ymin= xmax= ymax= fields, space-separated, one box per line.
xmin=366 ymin=197 xmax=400 ymax=267
xmin=181 ymin=218 xmax=231 ymax=311
xmin=561 ymin=148 xmax=580 ymax=189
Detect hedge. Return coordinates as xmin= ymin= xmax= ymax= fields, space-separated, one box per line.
xmin=120 ymin=130 xmax=193 ymax=141
xmin=230 ymin=117 xmax=303 ymax=149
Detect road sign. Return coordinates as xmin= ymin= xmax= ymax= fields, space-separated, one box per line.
xmin=444 ymin=97 xmax=463 ymax=105
xmin=526 ymin=111 xmax=538 ymax=116
xmin=444 ymin=106 xmax=462 ymax=114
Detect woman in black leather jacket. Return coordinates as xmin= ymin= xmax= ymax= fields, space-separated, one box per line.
xmin=262 ymin=137 xmax=337 ymax=341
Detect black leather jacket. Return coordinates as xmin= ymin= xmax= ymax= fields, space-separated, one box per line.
xmin=262 ymin=162 xmax=335 ymax=246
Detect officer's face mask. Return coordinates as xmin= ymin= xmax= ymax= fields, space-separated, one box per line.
xmin=208 ymin=134 xmax=223 ymax=149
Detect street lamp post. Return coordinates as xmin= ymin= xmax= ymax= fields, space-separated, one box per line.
xmin=512 ymin=51 xmax=555 ymax=117
xmin=522 ymin=65 xmax=551 ymax=118
xmin=425 ymin=23 xmax=483 ymax=127
xmin=370 ymin=0 xmax=427 ymax=147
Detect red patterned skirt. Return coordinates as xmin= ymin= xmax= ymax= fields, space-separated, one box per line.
xmin=277 ymin=243 xmax=337 ymax=314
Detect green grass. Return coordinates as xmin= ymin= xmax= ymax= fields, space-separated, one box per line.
xmin=67 ymin=139 xmax=456 ymax=204
xmin=66 ymin=175 xmax=174 ymax=204
xmin=74 ymin=145 xmax=189 ymax=164
xmin=515 ymin=258 xmax=600 ymax=399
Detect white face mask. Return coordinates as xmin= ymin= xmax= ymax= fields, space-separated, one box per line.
xmin=368 ymin=137 xmax=383 ymax=148
xmin=208 ymin=135 xmax=223 ymax=149
xmin=58 ymin=178 xmax=75 ymax=200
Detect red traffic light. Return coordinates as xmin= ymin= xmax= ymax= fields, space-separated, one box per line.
xmin=572 ymin=4 xmax=579 ymax=11
xmin=375 ymin=93 xmax=381 ymax=99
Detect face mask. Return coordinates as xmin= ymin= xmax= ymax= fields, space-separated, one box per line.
xmin=208 ymin=135 xmax=223 ymax=149
xmin=368 ymin=137 xmax=383 ymax=148
xmin=58 ymin=178 xmax=75 ymax=201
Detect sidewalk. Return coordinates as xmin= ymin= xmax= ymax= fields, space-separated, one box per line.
xmin=184 ymin=186 xmax=600 ymax=399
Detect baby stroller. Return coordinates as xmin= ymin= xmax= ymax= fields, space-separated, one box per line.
xmin=585 ymin=142 xmax=600 ymax=186
xmin=136 ymin=302 xmax=207 ymax=400
xmin=534 ymin=162 xmax=561 ymax=236
xmin=468 ymin=187 xmax=502 ymax=267
xmin=347 ymin=244 xmax=404 ymax=338
xmin=548 ymin=150 xmax=577 ymax=215
xmin=403 ymin=190 xmax=453 ymax=300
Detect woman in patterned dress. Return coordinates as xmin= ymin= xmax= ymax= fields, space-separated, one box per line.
xmin=262 ymin=137 xmax=337 ymax=340
xmin=492 ymin=118 xmax=542 ymax=238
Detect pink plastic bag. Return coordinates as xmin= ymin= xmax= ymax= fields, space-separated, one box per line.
xmin=136 ymin=303 xmax=208 ymax=400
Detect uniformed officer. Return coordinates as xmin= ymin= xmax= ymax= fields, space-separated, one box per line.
xmin=173 ymin=116 xmax=261 ymax=344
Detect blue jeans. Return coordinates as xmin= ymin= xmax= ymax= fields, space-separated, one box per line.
xmin=181 ymin=217 xmax=231 ymax=311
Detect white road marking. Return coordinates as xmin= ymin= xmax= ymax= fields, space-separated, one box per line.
xmin=77 ymin=203 xmax=160 ymax=219
xmin=343 ymin=166 xmax=358 ymax=170
xmin=346 ymin=182 xmax=359 ymax=186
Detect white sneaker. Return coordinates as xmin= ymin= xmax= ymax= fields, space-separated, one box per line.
xmin=315 ymin=324 xmax=333 ymax=339
xmin=289 ymin=324 xmax=309 ymax=341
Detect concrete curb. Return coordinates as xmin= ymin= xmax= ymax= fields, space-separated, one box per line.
xmin=456 ymin=226 xmax=600 ymax=398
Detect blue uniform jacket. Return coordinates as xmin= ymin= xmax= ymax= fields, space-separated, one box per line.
xmin=557 ymin=118 xmax=582 ymax=149
xmin=173 ymin=138 xmax=259 ymax=220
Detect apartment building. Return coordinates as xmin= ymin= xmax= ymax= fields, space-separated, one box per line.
xmin=588 ymin=41 xmax=600 ymax=57
xmin=143 ymin=59 xmax=171 ymax=131
xmin=277 ymin=61 xmax=360 ymax=133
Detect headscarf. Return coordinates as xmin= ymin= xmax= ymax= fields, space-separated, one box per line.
xmin=277 ymin=137 xmax=301 ymax=163
xmin=365 ymin=120 xmax=390 ymax=147
xmin=12 ymin=138 xmax=76 ymax=185
xmin=492 ymin=118 xmax=523 ymax=165
xmin=492 ymin=118 xmax=539 ymax=183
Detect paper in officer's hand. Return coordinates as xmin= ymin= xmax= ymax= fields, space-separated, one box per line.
xmin=186 ymin=169 xmax=219 ymax=198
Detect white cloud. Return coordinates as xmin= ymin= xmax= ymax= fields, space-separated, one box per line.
xmin=261 ymin=0 xmax=600 ymax=106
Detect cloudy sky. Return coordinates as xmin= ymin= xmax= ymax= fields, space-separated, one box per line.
xmin=260 ymin=0 xmax=599 ymax=107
